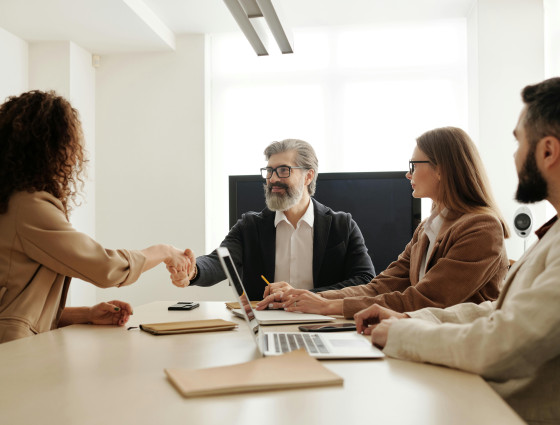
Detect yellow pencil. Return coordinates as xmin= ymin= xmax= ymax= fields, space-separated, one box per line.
xmin=261 ymin=275 xmax=270 ymax=285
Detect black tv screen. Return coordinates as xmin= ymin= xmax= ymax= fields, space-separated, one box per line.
xmin=229 ymin=171 xmax=421 ymax=274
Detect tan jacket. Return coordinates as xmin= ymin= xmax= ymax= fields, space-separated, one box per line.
xmin=321 ymin=212 xmax=508 ymax=318
xmin=0 ymin=191 xmax=146 ymax=343
xmin=385 ymin=216 xmax=560 ymax=425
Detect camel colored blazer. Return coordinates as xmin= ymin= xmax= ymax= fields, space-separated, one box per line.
xmin=321 ymin=212 xmax=508 ymax=318
xmin=0 ymin=191 xmax=145 ymax=344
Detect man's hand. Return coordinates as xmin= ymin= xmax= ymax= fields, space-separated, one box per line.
xmin=263 ymin=281 xmax=294 ymax=298
xmin=370 ymin=317 xmax=401 ymax=349
xmin=256 ymin=289 xmax=343 ymax=316
xmin=354 ymin=304 xmax=407 ymax=335
xmin=256 ymin=288 xmax=309 ymax=310
xmin=89 ymin=300 xmax=133 ymax=326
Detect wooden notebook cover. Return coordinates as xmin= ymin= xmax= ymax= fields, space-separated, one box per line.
xmin=139 ymin=319 xmax=238 ymax=335
xmin=165 ymin=349 xmax=343 ymax=397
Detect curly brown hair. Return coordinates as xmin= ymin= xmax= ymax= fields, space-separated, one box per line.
xmin=0 ymin=90 xmax=87 ymax=215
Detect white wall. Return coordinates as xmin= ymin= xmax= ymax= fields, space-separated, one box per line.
xmin=544 ymin=0 xmax=560 ymax=78
xmin=28 ymin=41 xmax=98 ymax=306
xmin=468 ymin=0 xmax=546 ymax=261
xmin=94 ymin=35 xmax=232 ymax=307
xmin=0 ymin=0 xmax=555 ymax=307
xmin=0 ymin=26 xmax=27 ymax=101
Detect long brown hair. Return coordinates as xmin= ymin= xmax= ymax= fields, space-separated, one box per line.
xmin=0 ymin=90 xmax=86 ymax=215
xmin=417 ymin=127 xmax=509 ymax=237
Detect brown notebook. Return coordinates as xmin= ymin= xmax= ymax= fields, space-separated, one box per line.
xmin=225 ymin=301 xmax=260 ymax=310
xmin=139 ymin=319 xmax=238 ymax=335
xmin=165 ymin=349 xmax=343 ymax=397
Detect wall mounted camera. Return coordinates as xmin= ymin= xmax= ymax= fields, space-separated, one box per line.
xmin=513 ymin=206 xmax=533 ymax=239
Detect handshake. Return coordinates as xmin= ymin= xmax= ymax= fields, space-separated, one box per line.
xmin=164 ymin=247 xmax=197 ymax=288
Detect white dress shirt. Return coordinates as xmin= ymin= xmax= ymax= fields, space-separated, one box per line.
xmin=418 ymin=208 xmax=446 ymax=281
xmin=274 ymin=201 xmax=314 ymax=290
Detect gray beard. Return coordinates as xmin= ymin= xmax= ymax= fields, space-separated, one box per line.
xmin=264 ymin=181 xmax=305 ymax=211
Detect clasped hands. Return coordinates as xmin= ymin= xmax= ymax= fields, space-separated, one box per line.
xmin=165 ymin=248 xmax=196 ymax=288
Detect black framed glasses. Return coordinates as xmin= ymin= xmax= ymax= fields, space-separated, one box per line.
xmin=408 ymin=160 xmax=431 ymax=174
xmin=260 ymin=166 xmax=307 ymax=179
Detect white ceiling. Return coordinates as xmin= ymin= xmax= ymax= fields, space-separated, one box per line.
xmin=0 ymin=0 xmax=475 ymax=55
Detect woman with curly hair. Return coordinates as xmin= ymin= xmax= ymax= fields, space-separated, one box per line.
xmin=0 ymin=90 xmax=193 ymax=344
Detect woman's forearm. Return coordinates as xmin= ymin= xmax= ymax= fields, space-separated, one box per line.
xmin=58 ymin=307 xmax=91 ymax=327
xmin=140 ymin=244 xmax=172 ymax=272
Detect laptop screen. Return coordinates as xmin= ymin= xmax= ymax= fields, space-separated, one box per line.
xmin=217 ymin=247 xmax=260 ymax=339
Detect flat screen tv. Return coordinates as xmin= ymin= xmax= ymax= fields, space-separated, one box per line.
xmin=229 ymin=171 xmax=421 ymax=274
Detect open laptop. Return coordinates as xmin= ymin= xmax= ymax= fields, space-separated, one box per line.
xmin=217 ymin=247 xmax=384 ymax=359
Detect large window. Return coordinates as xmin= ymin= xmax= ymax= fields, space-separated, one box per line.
xmin=207 ymin=20 xmax=467 ymax=250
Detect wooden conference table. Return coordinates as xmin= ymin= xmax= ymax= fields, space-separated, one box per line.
xmin=0 ymin=301 xmax=524 ymax=425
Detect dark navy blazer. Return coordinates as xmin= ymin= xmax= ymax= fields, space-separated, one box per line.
xmin=191 ymin=198 xmax=375 ymax=301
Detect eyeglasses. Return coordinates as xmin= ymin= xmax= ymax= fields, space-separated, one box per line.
xmin=260 ymin=166 xmax=307 ymax=179
xmin=408 ymin=160 xmax=431 ymax=174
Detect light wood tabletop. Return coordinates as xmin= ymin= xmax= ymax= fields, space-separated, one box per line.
xmin=0 ymin=301 xmax=524 ymax=425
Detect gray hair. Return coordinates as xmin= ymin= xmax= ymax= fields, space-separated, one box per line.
xmin=264 ymin=139 xmax=319 ymax=196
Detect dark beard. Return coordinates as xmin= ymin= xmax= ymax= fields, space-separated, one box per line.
xmin=515 ymin=148 xmax=548 ymax=203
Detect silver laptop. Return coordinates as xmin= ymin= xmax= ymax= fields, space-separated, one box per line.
xmin=217 ymin=247 xmax=384 ymax=360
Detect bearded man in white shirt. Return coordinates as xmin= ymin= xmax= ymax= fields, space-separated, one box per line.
xmin=184 ymin=139 xmax=375 ymax=301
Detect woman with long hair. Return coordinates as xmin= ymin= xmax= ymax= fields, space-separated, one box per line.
xmin=0 ymin=90 xmax=192 ymax=344
xmin=257 ymin=126 xmax=509 ymax=318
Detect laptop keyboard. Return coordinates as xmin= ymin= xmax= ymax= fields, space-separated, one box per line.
xmin=272 ymin=332 xmax=330 ymax=354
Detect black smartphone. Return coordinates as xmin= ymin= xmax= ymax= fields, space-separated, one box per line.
xmin=298 ymin=323 xmax=357 ymax=332
xmin=168 ymin=302 xmax=200 ymax=311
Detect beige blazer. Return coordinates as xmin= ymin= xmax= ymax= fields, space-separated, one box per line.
xmin=0 ymin=191 xmax=146 ymax=344
xmin=321 ymin=212 xmax=508 ymax=318
xmin=385 ymin=216 xmax=560 ymax=425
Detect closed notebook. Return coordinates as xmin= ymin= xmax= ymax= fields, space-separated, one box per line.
xmin=139 ymin=319 xmax=238 ymax=335
xmin=165 ymin=349 xmax=343 ymax=397
xmin=225 ymin=301 xmax=259 ymax=310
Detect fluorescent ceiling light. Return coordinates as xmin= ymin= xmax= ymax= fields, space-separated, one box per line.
xmin=223 ymin=0 xmax=293 ymax=56
xmin=223 ymin=0 xmax=268 ymax=55
xmin=256 ymin=0 xmax=293 ymax=54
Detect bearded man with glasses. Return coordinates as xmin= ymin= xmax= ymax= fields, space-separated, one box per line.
xmin=183 ymin=139 xmax=375 ymax=300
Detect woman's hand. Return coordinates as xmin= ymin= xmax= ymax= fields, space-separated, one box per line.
xmin=282 ymin=291 xmax=343 ymax=315
xmin=89 ymin=300 xmax=134 ymax=326
xmin=163 ymin=246 xmax=190 ymax=273
xmin=141 ymin=245 xmax=193 ymax=287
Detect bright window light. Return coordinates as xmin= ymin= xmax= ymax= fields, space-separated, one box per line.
xmin=207 ymin=20 xmax=468 ymax=250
